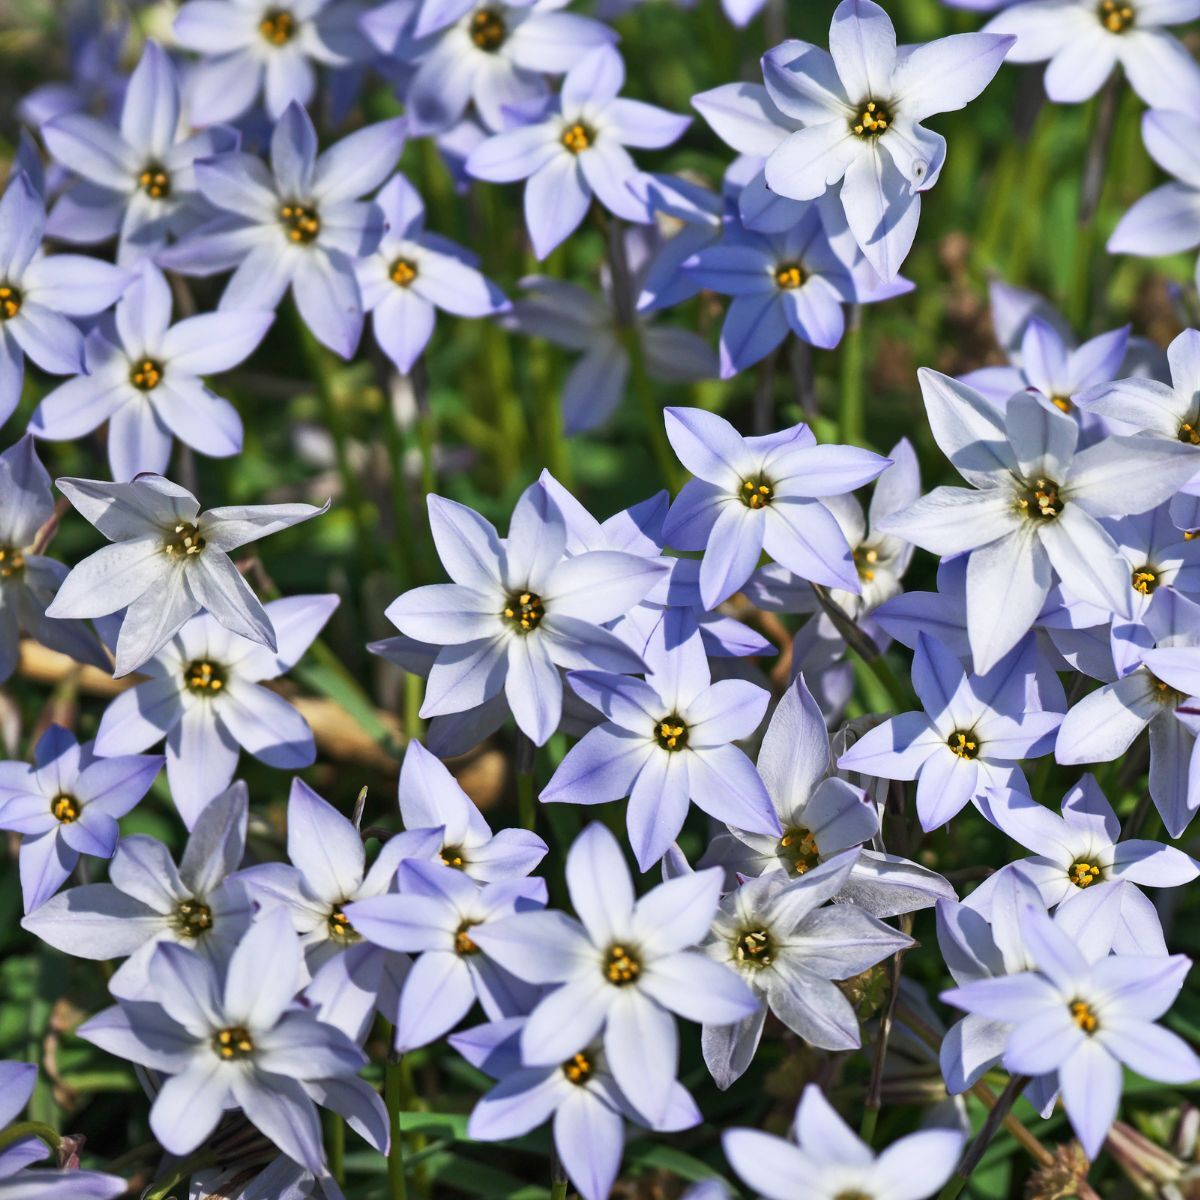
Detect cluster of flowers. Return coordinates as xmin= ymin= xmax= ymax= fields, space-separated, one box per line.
xmin=2 ymin=0 xmax=1200 ymax=1197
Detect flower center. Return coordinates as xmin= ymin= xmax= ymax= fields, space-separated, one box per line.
xmin=1016 ymin=477 xmax=1063 ymax=520
xmin=130 ymin=358 xmax=163 ymax=391
xmin=470 ymin=7 xmax=506 ymax=50
xmin=391 ymin=258 xmax=419 ymax=287
xmin=327 ymin=907 xmax=360 ymax=944
xmin=1070 ymin=999 xmax=1099 ymax=1033
xmin=260 ymin=7 xmax=297 ymax=44
xmin=455 ymin=921 xmax=481 ymax=955
xmin=137 ymin=163 xmax=171 ymax=200
xmin=280 ymin=202 xmax=320 ymax=245
xmin=835 ymin=1192 xmax=874 ymax=1200
xmin=654 ymin=715 xmax=688 ymax=752
xmin=739 ymin=475 xmax=773 ymax=508
xmin=502 ymin=590 xmax=544 ymax=633
xmin=561 ymin=122 xmax=593 ymax=154
xmin=854 ymin=545 xmax=879 ymax=582
xmin=184 ymin=660 xmax=226 ymax=694
xmin=173 ymin=898 xmax=213 ymax=938
xmin=50 ymin=793 xmax=79 ymax=824
xmin=1131 ymin=565 xmax=1159 ymax=595
xmin=1068 ymin=860 xmax=1102 ymax=888
xmin=163 ymin=521 xmax=206 ymax=559
xmin=947 ymin=729 xmax=979 ymax=760
xmin=562 ymin=1051 xmax=593 ymax=1085
xmin=604 ymin=944 xmax=641 ymax=986
xmin=212 ymin=1025 xmax=255 ymax=1059
xmin=1149 ymin=672 xmax=1184 ymax=706
xmin=1179 ymin=420 xmax=1200 ymax=445
xmin=1050 ymin=394 xmax=1074 ymax=414
xmin=734 ymin=928 xmax=774 ymax=968
xmin=774 ymin=261 xmax=805 ymax=290
xmin=0 ymin=546 xmax=25 ymax=580
xmin=0 ymin=284 xmax=22 ymax=320
xmin=439 ymin=844 xmax=467 ymax=869
xmin=778 ymin=826 xmax=821 ymax=875
xmin=850 ymin=99 xmax=891 ymax=137
xmin=1097 ymin=0 xmax=1134 ymax=31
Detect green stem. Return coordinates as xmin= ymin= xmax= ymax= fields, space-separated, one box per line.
xmin=385 ymin=1056 xmax=409 ymax=1200
xmin=0 ymin=1121 xmax=60 ymax=1155
xmin=143 ymin=1151 xmax=218 ymax=1200
xmin=550 ymin=1181 xmax=569 ymax=1200
xmin=326 ymin=1110 xmax=345 ymax=1186
xmin=516 ymin=731 xmax=536 ymax=832
xmin=839 ymin=305 xmax=865 ymax=446
xmin=936 ymin=1073 xmax=1031 ymax=1200
xmin=810 ymin=584 xmax=910 ymax=712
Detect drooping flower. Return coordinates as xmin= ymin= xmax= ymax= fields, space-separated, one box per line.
xmin=30 ymin=264 xmax=273 ymax=480
xmin=79 ymin=907 xmax=376 ymax=1176
xmin=879 ymin=372 xmax=1199 ymax=672
xmin=22 ymin=784 xmax=254 ymax=998
xmin=383 ymin=484 xmax=666 ymax=745
xmin=173 ymin=0 xmax=371 ymax=124
xmin=0 ymin=725 xmax=161 ymax=913
xmin=723 ymin=1083 xmax=964 ymax=1200
xmin=356 ymin=173 xmax=508 ymax=374
xmin=541 ymin=629 xmax=779 ymax=870
xmin=92 ymin=595 xmax=337 ymax=826
xmin=46 ymin=473 xmax=327 ymax=677
xmin=980 ymin=776 xmax=1198 ymax=909
xmin=466 ymin=46 xmax=691 ymax=258
xmin=0 ymin=436 xmax=110 ymax=684
xmin=159 ymin=102 xmax=404 ymax=359
xmin=942 ymin=902 xmax=1199 ymax=1158
xmin=0 ymin=173 xmax=131 ymax=427
xmin=473 ymin=822 xmax=759 ymax=1126
xmin=455 ymin=1016 xmax=701 ymax=1200
xmin=837 ymin=633 xmax=1063 ymax=830
xmin=984 ymin=0 xmax=1200 ymax=109
xmin=702 ymin=852 xmax=912 ymax=1088
xmin=661 ymin=406 xmax=890 ymax=610
xmin=41 ymin=41 xmax=237 ymax=263
xmin=702 ymin=674 xmax=954 ymax=917
xmin=761 ymin=0 xmax=1014 ymax=278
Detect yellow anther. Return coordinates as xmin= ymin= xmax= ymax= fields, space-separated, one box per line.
xmin=502 ymin=590 xmax=544 ymax=633
xmin=280 ymin=203 xmax=321 ymax=244
xmin=739 ymin=476 xmax=773 ymax=509
xmin=259 ymin=7 xmax=297 ymax=44
xmin=212 ymin=1025 xmax=255 ymax=1059
xmin=654 ymin=715 xmax=688 ymax=752
xmin=130 ymin=358 xmax=162 ymax=391
xmin=51 ymin=793 xmax=79 ymax=823
xmin=1050 ymin=394 xmax=1074 ymax=414
xmin=0 ymin=546 xmax=25 ymax=580
xmin=1097 ymin=0 xmax=1134 ymax=31
xmin=604 ymin=944 xmax=641 ymax=985
xmin=947 ymin=730 xmax=979 ymax=760
xmin=1179 ymin=421 xmax=1200 ymax=445
xmin=853 ymin=544 xmax=879 ymax=583
xmin=1132 ymin=566 xmax=1158 ymax=596
xmin=440 ymin=844 xmax=466 ymax=868
xmin=850 ymin=98 xmax=891 ymax=137
xmin=561 ymin=122 xmax=592 ymax=154
xmin=164 ymin=522 xmax=206 ymax=558
xmin=0 ymin=285 xmax=22 ymax=320
xmin=327 ymin=908 xmax=360 ymax=943
xmin=735 ymin=928 xmax=774 ymax=968
xmin=137 ymin=164 xmax=171 ymax=199
xmin=391 ymin=258 xmax=418 ymax=287
xmin=562 ymin=1051 xmax=593 ymax=1085
xmin=455 ymin=922 xmax=480 ymax=955
xmin=184 ymin=660 xmax=225 ymax=693
xmin=174 ymin=899 xmax=213 ymax=937
xmin=779 ymin=826 xmax=821 ymax=875
xmin=470 ymin=7 xmax=506 ymax=49
xmin=1070 ymin=1000 xmax=1099 ymax=1033
xmin=774 ymin=262 xmax=804 ymax=289
xmin=1068 ymin=860 xmax=1102 ymax=888
xmin=1016 ymin=477 xmax=1063 ymax=520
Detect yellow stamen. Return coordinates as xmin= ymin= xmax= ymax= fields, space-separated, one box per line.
xmin=137 ymin=164 xmax=171 ymax=200
xmin=130 ymin=358 xmax=162 ymax=391
xmin=280 ymin=203 xmax=321 ymax=244
xmin=1070 ymin=1000 xmax=1099 ymax=1033
xmin=850 ymin=98 xmax=891 ymax=137
xmin=1068 ymin=860 xmax=1102 ymax=888
xmin=0 ymin=285 xmax=22 ymax=320
xmin=947 ymin=730 xmax=979 ymax=760
xmin=259 ymin=7 xmax=297 ymax=44
xmin=469 ymin=7 xmax=506 ymax=49
xmin=604 ymin=944 xmax=640 ymax=985
xmin=502 ymin=590 xmax=544 ymax=633
xmin=51 ymin=793 xmax=79 ymax=823
xmin=1097 ymin=0 xmax=1134 ymax=32
xmin=391 ymin=258 xmax=419 ymax=287
xmin=562 ymin=1051 xmax=593 ymax=1085
xmin=184 ymin=660 xmax=225 ymax=693
xmin=561 ymin=122 xmax=592 ymax=154
xmin=212 ymin=1025 xmax=255 ymax=1059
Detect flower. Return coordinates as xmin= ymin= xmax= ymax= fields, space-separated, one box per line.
xmin=980 ymin=776 xmax=1198 ymax=908
xmin=540 ymin=629 xmax=779 ymax=869
xmin=78 ymin=907 xmax=374 ymax=1175
xmin=661 ymin=406 xmax=890 ymax=610
xmin=472 ymin=822 xmax=759 ymax=1125
xmin=455 ymin=1016 xmax=701 ymax=1200
xmin=837 ymin=633 xmax=1063 ymax=830
xmin=723 ymin=1083 xmax=964 ymax=1200
xmin=761 ymin=0 xmax=1014 ymax=278
xmin=22 ymin=783 xmax=255 ymax=999
xmin=92 ymin=595 xmax=337 ymax=826
xmin=702 ymin=674 xmax=954 ymax=917
xmin=41 ymin=41 xmax=237 ymax=264
xmin=159 ymin=102 xmax=404 ymax=358
xmin=0 ymin=435 xmax=109 ymax=683
xmin=397 ymin=739 xmax=548 ymax=881
xmin=878 ymin=373 xmax=1200 ymax=671
xmin=466 ymin=46 xmax=691 ymax=258
xmin=984 ymin=0 xmax=1200 ymax=109
xmin=942 ymin=902 xmax=1199 ymax=1157
xmin=46 ymin=473 xmax=327 ymax=677
xmin=30 ymin=264 xmax=273 ymax=479
xmin=683 ymin=199 xmax=912 ymax=376
xmin=173 ymin=0 xmax=371 ymax=124
xmin=0 ymin=173 xmax=131 ymax=427
xmin=374 ymin=0 xmax=616 ymax=135
xmin=0 ymin=1060 xmax=126 ymax=1199
xmin=384 ymin=484 xmax=666 ymax=745
xmin=702 ymin=851 xmax=912 ymax=1088
xmin=357 ymin=174 xmax=508 ymax=374
xmin=0 ymin=725 xmax=162 ymax=913
xmin=1108 ymin=111 xmax=1200 ymax=290
xmin=346 ymin=858 xmax=544 ymax=1050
